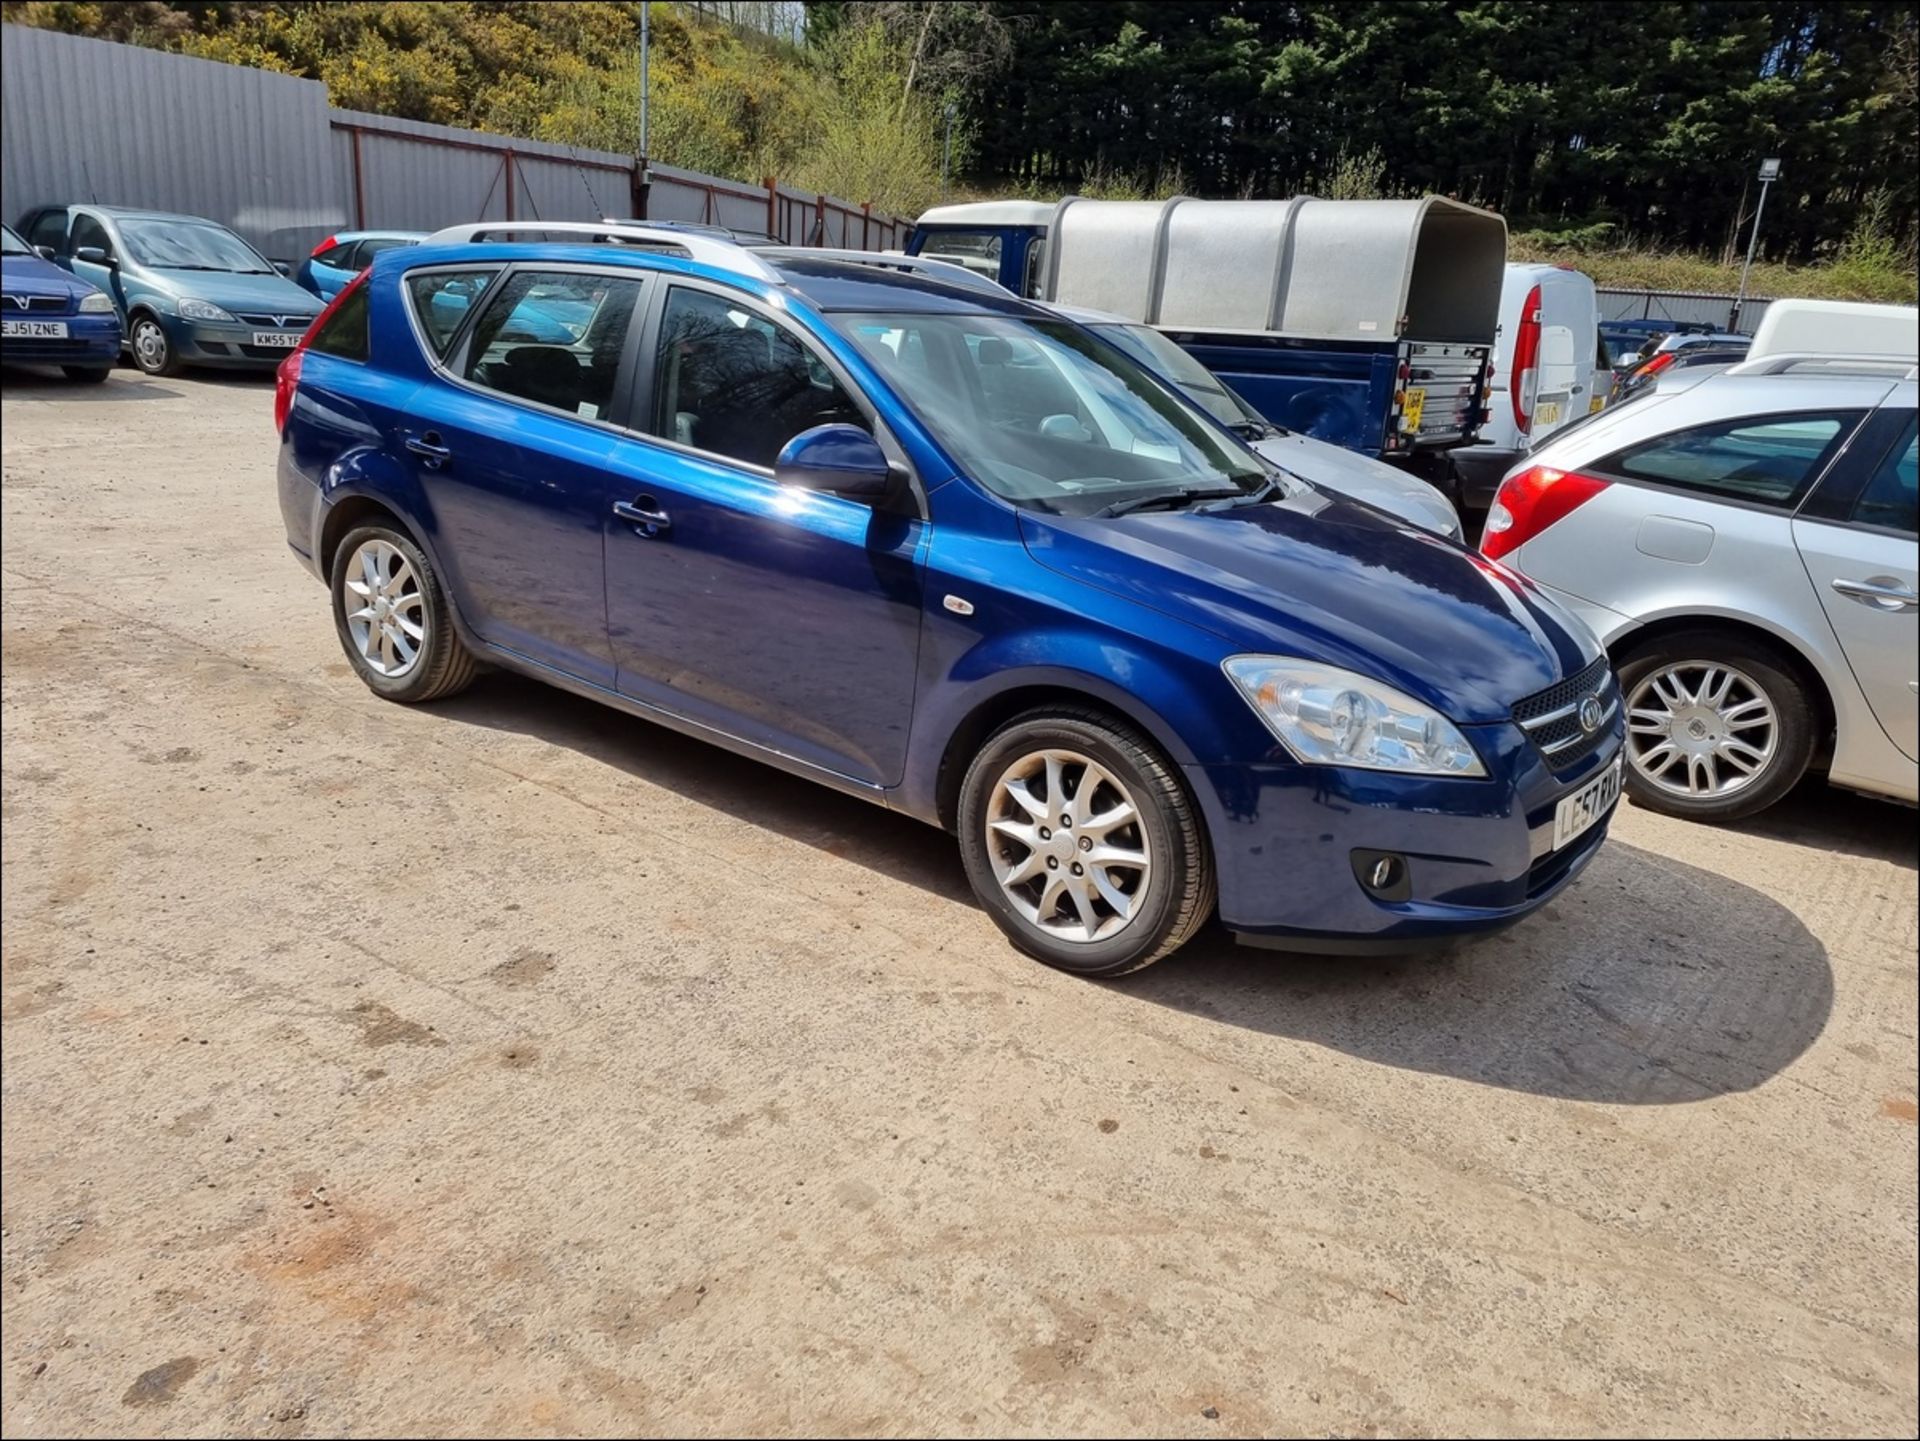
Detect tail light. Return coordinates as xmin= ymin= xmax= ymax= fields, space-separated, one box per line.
xmin=275 ymin=272 xmax=365 ymax=434
xmin=1481 ymin=465 xmax=1609 ymax=560
xmin=1629 ymin=350 xmax=1677 ymax=386
xmin=308 ymin=233 xmax=339 ymax=259
xmin=1509 ymin=284 xmax=1543 ymax=436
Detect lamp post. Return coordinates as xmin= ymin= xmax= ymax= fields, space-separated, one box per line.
xmin=1731 ymin=157 xmax=1780 ymax=333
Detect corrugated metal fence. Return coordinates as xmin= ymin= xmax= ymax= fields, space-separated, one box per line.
xmin=1 ymin=24 xmax=908 ymax=260
xmin=1597 ymin=287 xmax=1773 ymax=334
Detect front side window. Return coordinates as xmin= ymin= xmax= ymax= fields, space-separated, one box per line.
xmin=837 ymin=312 xmax=1268 ymax=515
xmin=1602 ymin=411 xmax=1862 ymax=509
xmin=651 ymin=285 xmax=866 ymax=468
xmin=119 ymin=218 xmax=270 ymax=273
xmin=1853 ymin=417 xmax=1918 ymax=535
xmin=406 ymin=268 xmax=497 ymax=359
xmin=70 ymin=214 xmax=114 ymax=259
xmin=306 ymin=280 xmax=370 ymax=361
xmin=462 ymin=269 xmax=643 ymax=420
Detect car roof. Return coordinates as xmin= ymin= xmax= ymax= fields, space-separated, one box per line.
xmin=60 ymin=205 xmax=220 ymax=223
xmin=335 ymin=230 xmax=426 ymax=242
xmin=396 ymin=240 xmax=1048 ymax=317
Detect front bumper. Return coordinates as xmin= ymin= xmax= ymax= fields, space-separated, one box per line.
xmin=1185 ymin=715 xmax=1624 ymax=951
xmin=1 ymin=313 xmax=122 ymax=367
xmin=166 ymin=316 xmax=310 ymax=370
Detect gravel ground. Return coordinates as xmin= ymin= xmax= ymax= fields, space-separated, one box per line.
xmin=2 ymin=366 xmax=1915 ymax=1438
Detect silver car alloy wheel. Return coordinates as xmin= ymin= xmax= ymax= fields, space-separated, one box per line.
xmin=131 ymin=318 xmax=167 ymax=370
xmin=1626 ymin=661 xmax=1778 ymax=798
xmin=986 ymin=748 xmax=1153 ymax=943
xmin=343 ymin=538 xmax=426 ymax=678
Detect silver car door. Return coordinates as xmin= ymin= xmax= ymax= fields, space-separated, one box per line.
xmin=1793 ymin=411 xmax=1919 ymax=760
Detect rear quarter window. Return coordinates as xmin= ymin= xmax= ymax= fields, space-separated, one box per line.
xmin=405 ymin=269 xmax=497 ymax=360
xmin=1598 ymin=410 xmax=1865 ymax=509
xmin=306 ymin=280 xmax=370 ymax=361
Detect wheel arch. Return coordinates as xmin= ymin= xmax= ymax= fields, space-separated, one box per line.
xmin=1608 ymin=612 xmax=1837 ymax=747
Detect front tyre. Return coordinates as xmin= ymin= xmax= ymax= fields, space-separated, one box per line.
xmin=958 ymin=708 xmax=1214 ymax=977
xmin=61 ymin=364 xmax=112 ymax=384
xmin=329 ymin=525 xmax=479 ymax=704
xmin=1616 ymin=629 xmax=1815 ymax=823
xmin=128 ymin=315 xmax=180 ymax=376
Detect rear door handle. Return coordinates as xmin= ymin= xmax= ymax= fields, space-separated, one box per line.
xmin=405 ymin=432 xmax=451 ymax=469
xmin=1831 ymin=576 xmax=1920 ymax=611
xmin=613 ymin=498 xmax=672 ymax=536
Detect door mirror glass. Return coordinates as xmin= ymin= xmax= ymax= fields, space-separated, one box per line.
xmin=73 ymin=246 xmax=111 ymax=266
xmin=775 ymin=424 xmax=893 ymax=498
xmin=33 ymin=244 xmax=56 ymax=262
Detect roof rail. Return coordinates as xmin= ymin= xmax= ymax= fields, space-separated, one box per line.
xmin=1726 ymin=352 xmax=1919 ymax=378
xmin=756 ymin=246 xmax=1013 ymax=296
xmin=421 ymin=221 xmax=783 ymax=283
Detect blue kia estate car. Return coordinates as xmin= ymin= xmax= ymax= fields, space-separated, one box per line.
xmin=0 ymin=223 xmax=121 ymax=380
xmin=275 ymin=225 xmax=1625 ymax=976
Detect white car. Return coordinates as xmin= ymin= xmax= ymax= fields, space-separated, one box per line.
xmin=1483 ymin=356 xmax=1918 ymax=821
xmin=1052 ymin=305 xmax=1465 ymax=539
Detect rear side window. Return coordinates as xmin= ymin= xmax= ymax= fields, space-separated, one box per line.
xmin=1854 ymin=417 xmax=1918 ymax=535
xmin=1600 ymin=411 xmax=1862 ymax=509
xmin=306 ymin=280 xmax=369 ymax=361
xmin=312 ymin=242 xmax=355 ymax=270
xmin=406 ymin=269 xmax=496 ymax=359
xmin=651 ymin=285 xmax=866 ymax=468
xmin=356 ymin=236 xmax=411 ymax=269
xmin=462 ymin=269 xmax=644 ymax=421
xmin=27 ymin=211 xmax=68 ymax=249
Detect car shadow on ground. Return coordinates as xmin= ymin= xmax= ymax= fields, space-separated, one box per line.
xmin=0 ymin=364 xmax=274 ymax=400
xmin=1720 ymin=776 xmax=1917 ymax=868
xmin=436 ymin=672 xmax=1834 ymax=1106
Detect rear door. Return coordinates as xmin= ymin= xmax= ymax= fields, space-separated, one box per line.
xmin=401 ymin=263 xmax=651 ymax=687
xmin=1793 ymin=405 xmax=1919 ymax=759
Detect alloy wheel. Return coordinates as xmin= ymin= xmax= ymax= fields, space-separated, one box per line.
xmin=985 ymin=748 xmax=1153 ymax=943
xmin=1626 ymin=661 xmax=1778 ymax=798
xmin=342 ymin=538 xmax=426 ymax=678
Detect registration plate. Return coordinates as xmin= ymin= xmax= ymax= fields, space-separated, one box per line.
xmin=1553 ymin=757 xmax=1622 ymax=851
xmin=1536 ymin=399 xmax=1562 ymax=426
xmin=252 ymin=330 xmax=302 ymax=348
xmin=2 ymin=319 xmax=69 ymax=338
xmin=1400 ymin=387 xmax=1426 ymax=432
xmin=1589 ymin=395 xmax=1606 ymax=414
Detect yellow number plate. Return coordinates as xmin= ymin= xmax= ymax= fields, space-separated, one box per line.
xmin=1536 ymin=400 xmax=1562 ymax=426
xmin=1589 ymin=395 xmax=1607 ymax=414
xmin=1400 ymin=387 xmax=1426 ymax=432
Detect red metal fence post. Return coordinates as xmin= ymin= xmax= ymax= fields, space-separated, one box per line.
xmin=503 ymin=152 xmax=515 ymax=221
xmin=349 ymin=126 xmax=367 ymax=229
xmin=764 ymin=177 xmax=779 ymax=240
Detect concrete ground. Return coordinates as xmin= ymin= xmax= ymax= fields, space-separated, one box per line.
xmin=1 ymin=366 xmax=1915 ymax=1439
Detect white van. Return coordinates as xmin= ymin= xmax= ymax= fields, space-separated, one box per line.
xmin=1749 ymin=298 xmax=1918 ymax=361
xmin=1450 ymin=263 xmax=1602 ymax=508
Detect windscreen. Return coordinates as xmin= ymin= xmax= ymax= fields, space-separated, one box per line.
xmin=0 ymin=225 xmax=30 ymax=256
xmin=1092 ymin=323 xmax=1263 ymax=429
xmin=120 ymin=219 xmax=273 ymax=274
xmin=834 ymin=311 xmax=1266 ymax=516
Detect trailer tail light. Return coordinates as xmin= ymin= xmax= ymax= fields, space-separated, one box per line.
xmin=1508 ymin=286 xmax=1543 ymax=437
xmin=1481 ymin=466 xmax=1609 ymax=560
xmin=276 ymin=272 xmax=365 ymax=434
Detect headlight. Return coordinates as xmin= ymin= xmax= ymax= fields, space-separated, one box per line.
xmin=178 ymin=298 xmax=235 ymax=323
xmin=77 ymin=292 xmax=116 ymax=314
xmin=1223 ymin=656 xmax=1486 ymax=776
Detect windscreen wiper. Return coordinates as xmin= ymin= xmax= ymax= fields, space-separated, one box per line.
xmin=1092 ymin=486 xmax=1248 ymax=519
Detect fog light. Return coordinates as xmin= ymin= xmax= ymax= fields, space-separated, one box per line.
xmin=1351 ymin=849 xmax=1412 ymax=902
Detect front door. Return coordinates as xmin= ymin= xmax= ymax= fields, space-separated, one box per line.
xmin=402 ymin=265 xmax=651 ymax=688
xmin=603 ymin=281 xmax=924 ymax=787
xmin=1795 ymin=412 xmax=1920 ymax=759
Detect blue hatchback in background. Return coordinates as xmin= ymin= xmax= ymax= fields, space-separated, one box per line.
xmin=0 ymin=223 xmax=121 ymax=381
xmin=275 ymin=225 xmax=1623 ymax=977
xmin=294 ymin=230 xmax=425 ymax=301
xmin=17 ymin=204 xmax=321 ymax=375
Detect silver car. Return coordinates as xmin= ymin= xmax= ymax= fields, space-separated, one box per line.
xmin=1481 ymin=356 xmax=1918 ymax=821
xmin=1047 ymin=304 xmax=1466 ymax=539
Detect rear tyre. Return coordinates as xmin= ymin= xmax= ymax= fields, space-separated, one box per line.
xmin=1615 ymin=629 xmax=1815 ymax=823
xmin=61 ymin=364 xmax=112 ymax=384
xmin=330 ymin=524 xmax=479 ymax=704
xmin=957 ymin=708 xmax=1214 ymax=977
xmin=128 ymin=315 xmax=181 ymax=377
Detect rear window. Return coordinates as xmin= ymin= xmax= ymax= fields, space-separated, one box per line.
xmin=306 ymin=280 xmax=369 ymax=361
xmin=1599 ymin=410 xmax=1863 ymax=509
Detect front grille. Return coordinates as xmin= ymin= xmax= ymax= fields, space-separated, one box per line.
xmin=235 ymin=312 xmax=309 ymax=330
xmin=1 ymin=293 xmax=70 ymax=314
xmin=1513 ymin=655 xmax=1619 ymax=774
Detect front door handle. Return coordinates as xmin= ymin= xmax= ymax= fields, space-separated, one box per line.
xmin=613 ymin=498 xmax=672 ymax=536
xmin=405 ymin=432 xmax=451 ymax=469
xmin=1831 ymin=576 xmax=1920 ymax=611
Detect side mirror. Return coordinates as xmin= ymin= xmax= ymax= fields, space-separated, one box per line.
xmin=33 ymin=244 xmax=56 ymax=261
xmin=73 ymin=246 xmax=112 ymax=266
xmin=774 ymin=423 xmax=893 ymax=499
xmin=272 ymin=259 xmax=292 ymax=276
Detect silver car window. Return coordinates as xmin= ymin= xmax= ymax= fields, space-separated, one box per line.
xmin=1602 ymin=410 xmax=1864 ymax=509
